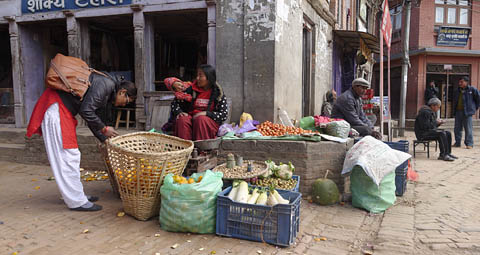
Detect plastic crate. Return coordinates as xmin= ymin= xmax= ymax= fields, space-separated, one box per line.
xmin=384 ymin=140 xmax=410 ymax=171
xmin=216 ymin=187 xmax=301 ymax=247
xmin=395 ymin=166 xmax=408 ymax=196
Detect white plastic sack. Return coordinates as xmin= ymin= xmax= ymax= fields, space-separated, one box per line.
xmin=325 ymin=120 xmax=351 ymax=138
xmin=342 ymin=136 xmax=411 ymax=186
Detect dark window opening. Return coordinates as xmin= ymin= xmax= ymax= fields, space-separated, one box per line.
xmin=150 ymin=10 xmax=208 ymax=91
xmin=0 ymin=26 xmax=14 ymax=124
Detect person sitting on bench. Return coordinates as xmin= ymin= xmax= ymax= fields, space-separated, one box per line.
xmin=414 ymin=98 xmax=457 ymax=161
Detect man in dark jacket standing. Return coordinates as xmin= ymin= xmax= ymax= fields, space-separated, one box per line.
xmin=452 ymin=76 xmax=480 ymax=149
xmin=331 ymin=78 xmax=381 ymax=138
xmin=415 ymin=98 xmax=457 ymax=161
xmin=27 ymin=72 xmax=136 ymax=211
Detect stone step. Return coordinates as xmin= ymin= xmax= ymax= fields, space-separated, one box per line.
xmin=0 ymin=128 xmax=27 ymax=144
xmin=0 ymin=143 xmax=25 ymax=163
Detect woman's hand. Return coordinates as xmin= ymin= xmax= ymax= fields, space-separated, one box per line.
xmin=102 ymin=126 xmax=119 ymax=138
xmin=193 ymin=111 xmax=207 ymax=119
xmin=177 ymin=112 xmax=189 ymax=119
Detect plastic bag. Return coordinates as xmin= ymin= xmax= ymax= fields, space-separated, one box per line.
xmin=218 ymin=123 xmax=235 ymax=137
xmin=159 ymin=170 xmax=223 ymax=233
xmin=299 ymin=116 xmax=316 ymax=131
xmin=325 ymin=120 xmax=351 ymax=138
xmin=351 ymin=166 xmax=396 ymax=213
xmin=239 ymin=112 xmax=253 ymax=128
xmin=236 ymin=119 xmax=259 ymax=134
xmin=406 ymin=160 xmax=418 ymax=181
xmin=342 ymin=136 xmax=411 ymax=186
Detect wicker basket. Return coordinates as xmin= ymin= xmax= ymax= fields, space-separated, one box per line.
xmin=106 ymin=132 xmax=194 ymax=220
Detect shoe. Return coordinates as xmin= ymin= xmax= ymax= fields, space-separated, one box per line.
xmin=466 ymin=146 xmax=473 ymax=149
xmin=87 ymin=196 xmax=99 ymax=202
xmin=448 ymin=154 xmax=458 ymax=159
xmin=453 ymin=144 xmax=461 ymax=148
xmin=438 ymin=155 xmax=455 ymax=161
xmin=70 ymin=203 xmax=102 ymax=211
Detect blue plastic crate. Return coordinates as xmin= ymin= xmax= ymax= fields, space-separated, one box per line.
xmin=384 ymin=140 xmax=410 ymax=171
xmin=395 ymin=167 xmax=408 ymax=196
xmin=216 ymin=187 xmax=301 ymax=247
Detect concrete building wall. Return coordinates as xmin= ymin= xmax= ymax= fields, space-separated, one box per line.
xmin=0 ymin=0 xmax=18 ymax=23
xmin=216 ymin=0 xmax=244 ymax=123
xmin=274 ymin=0 xmax=303 ymax=121
xmin=303 ymin=0 xmax=332 ymax=116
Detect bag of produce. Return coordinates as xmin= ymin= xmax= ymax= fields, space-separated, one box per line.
xmin=159 ymin=170 xmax=223 ymax=233
xmin=350 ymin=166 xmax=396 ymax=213
xmin=325 ymin=120 xmax=350 ymax=138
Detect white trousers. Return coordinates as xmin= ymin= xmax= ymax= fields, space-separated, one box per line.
xmin=41 ymin=103 xmax=88 ymax=208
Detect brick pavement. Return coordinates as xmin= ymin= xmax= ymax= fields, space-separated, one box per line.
xmin=2 ymin=131 xmax=480 ymax=254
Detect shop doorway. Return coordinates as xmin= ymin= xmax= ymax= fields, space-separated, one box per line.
xmin=0 ymin=26 xmax=14 ymax=124
xmin=150 ymin=10 xmax=208 ymax=91
xmin=82 ymin=15 xmax=134 ymax=127
xmin=426 ymin=64 xmax=470 ymax=118
xmin=19 ymin=20 xmax=68 ymax=123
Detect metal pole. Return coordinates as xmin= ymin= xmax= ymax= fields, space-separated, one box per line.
xmin=399 ymin=0 xmax=412 ymax=137
xmin=446 ymin=70 xmax=449 ymax=118
xmin=380 ymin=28 xmax=384 ymax=138
xmin=388 ymin=48 xmax=392 ymax=141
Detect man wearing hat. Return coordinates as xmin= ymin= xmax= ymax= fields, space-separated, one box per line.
xmin=331 ymin=78 xmax=380 ymax=138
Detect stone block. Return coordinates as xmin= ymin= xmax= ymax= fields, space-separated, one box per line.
xmin=255 ymin=140 xmax=306 ymax=153
xmin=220 ymin=139 xmax=256 ymax=151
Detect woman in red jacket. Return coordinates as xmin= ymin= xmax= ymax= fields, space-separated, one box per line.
xmin=169 ymin=65 xmax=228 ymax=141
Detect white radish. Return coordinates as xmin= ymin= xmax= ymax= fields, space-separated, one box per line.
xmin=247 ymin=188 xmax=260 ymax=204
xmin=228 ymin=181 xmax=239 ymax=201
xmin=255 ymin=191 xmax=268 ymax=205
xmin=235 ymin=181 xmax=249 ymax=203
xmin=267 ymin=192 xmax=279 ymax=206
xmin=272 ymin=190 xmax=289 ymax=204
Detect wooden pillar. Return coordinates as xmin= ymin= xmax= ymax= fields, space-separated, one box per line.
xmin=64 ymin=11 xmax=81 ymax=58
xmin=207 ymin=0 xmax=216 ymax=67
xmin=6 ymin=17 xmax=25 ymax=127
xmin=132 ymin=4 xmax=146 ymax=130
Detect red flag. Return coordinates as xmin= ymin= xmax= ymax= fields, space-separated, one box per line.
xmin=381 ymin=0 xmax=393 ymax=49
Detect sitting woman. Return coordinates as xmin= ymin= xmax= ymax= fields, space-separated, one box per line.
xmin=170 ymin=64 xmax=228 ymax=141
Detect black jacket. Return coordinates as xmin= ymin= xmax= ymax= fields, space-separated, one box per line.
xmin=171 ymin=82 xmax=228 ymax=125
xmin=331 ymin=88 xmax=372 ymax=128
xmin=424 ymin=86 xmax=439 ymax=103
xmin=414 ymin=105 xmax=437 ymax=139
xmin=58 ymin=72 xmax=120 ymax=142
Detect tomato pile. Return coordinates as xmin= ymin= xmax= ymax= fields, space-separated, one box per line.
xmin=257 ymin=121 xmax=317 ymax=136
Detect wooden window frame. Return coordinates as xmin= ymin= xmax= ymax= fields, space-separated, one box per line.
xmin=434 ymin=0 xmax=471 ymax=27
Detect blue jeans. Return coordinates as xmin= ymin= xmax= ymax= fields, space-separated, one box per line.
xmin=454 ymin=110 xmax=473 ymax=147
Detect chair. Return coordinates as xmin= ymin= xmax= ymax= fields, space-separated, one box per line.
xmin=413 ymin=139 xmax=438 ymax=158
xmin=115 ymin=107 xmax=135 ymax=130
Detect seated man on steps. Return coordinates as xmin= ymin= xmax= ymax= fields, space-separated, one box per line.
xmin=414 ymin=98 xmax=457 ymax=161
xmin=331 ymin=78 xmax=382 ymax=139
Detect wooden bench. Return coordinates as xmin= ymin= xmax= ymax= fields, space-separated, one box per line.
xmin=114 ymin=107 xmax=135 ymax=130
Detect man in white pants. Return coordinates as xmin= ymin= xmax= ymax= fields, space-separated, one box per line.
xmin=27 ymin=73 xmax=136 ymax=211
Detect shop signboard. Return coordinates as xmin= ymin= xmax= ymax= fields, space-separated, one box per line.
xmin=22 ymin=0 xmax=132 ymax=14
xmin=437 ymin=27 xmax=470 ymax=47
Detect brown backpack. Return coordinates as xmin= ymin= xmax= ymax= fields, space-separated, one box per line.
xmin=46 ymin=53 xmax=107 ymax=100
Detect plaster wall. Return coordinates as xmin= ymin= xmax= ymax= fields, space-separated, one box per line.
xmin=274 ymin=0 xmax=303 ymax=121
xmin=216 ymin=0 xmax=245 ymax=123
xmin=302 ymin=0 xmax=333 ymax=116
xmin=0 ymin=0 xmax=18 ymax=24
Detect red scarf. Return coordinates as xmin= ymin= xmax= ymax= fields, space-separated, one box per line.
xmin=189 ymin=82 xmax=214 ymax=115
xmin=26 ymin=88 xmax=79 ymax=149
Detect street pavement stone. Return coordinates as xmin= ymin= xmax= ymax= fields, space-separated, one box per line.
xmin=2 ymin=131 xmax=480 ymax=254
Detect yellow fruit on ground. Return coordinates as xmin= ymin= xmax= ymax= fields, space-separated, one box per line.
xmin=188 ymin=178 xmax=195 ymax=184
xmin=197 ymin=176 xmax=203 ymax=183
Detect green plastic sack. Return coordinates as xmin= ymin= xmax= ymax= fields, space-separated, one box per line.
xmin=299 ymin=116 xmax=316 ymax=131
xmin=159 ymin=170 xmax=223 ymax=233
xmin=350 ymin=166 xmax=396 ymax=214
